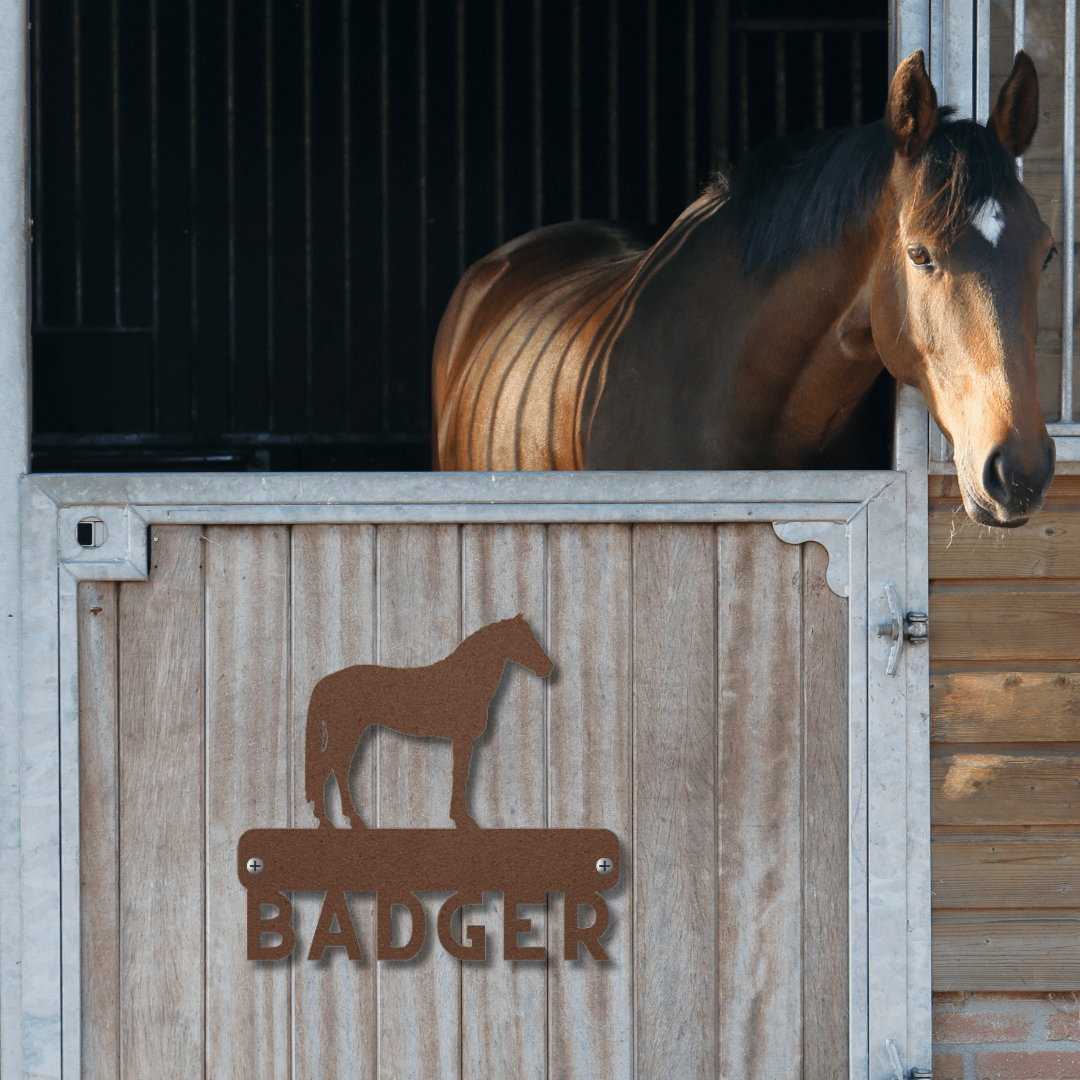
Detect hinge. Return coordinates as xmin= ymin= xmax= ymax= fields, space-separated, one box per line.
xmin=876 ymin=583 xmax=928 ymax=676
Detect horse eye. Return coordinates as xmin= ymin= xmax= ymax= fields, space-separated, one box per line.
xmin=1044 ymin=246 xmax=1057 ymax=270
xmin=908 ymin=246 xmax=933 ymax=267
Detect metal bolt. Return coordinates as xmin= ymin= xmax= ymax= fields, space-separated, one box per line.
xmin=246 ymin=857 xmax=264 ymax=875
xmin=596 ymin=857 xmax=613 ymax=874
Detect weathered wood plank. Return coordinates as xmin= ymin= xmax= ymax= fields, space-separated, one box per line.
xmin=801 ymin=541 xmax=849 ymax=1079
xmin=633 ymin=524 xmax=717 ymax=1079
xmin=930 ymin=672 xmax=1080 ymax=742
xmin=205 ymin=526 xmax=292 ymax=1079
xmin=291 ymin=526 xmax=378 ymax=1080
xmin=718 ymin=524 xmax=804 ymax=1080
xmin=929 ymin=507 xmax=1080 ymax=578
xmin=547 ymin=524 xmax=633 ymax=1080
xmin=932 ymin=913 xmax=1080 ymax=991
xmin=376 ymin=524 xmax=462 ymax=1080
xmin=929 ymin=584 xmax=1080 ymax=662
xmin=931 ymin=748 xmax=1080 ymax=825
xmin=78 ymin=581 xmax=120 ymax=1080
xmin=932 ymin=839 xmax=1080 ymax=908
xmin=460 ymin=524 xmax=547 ymax=1080
xmin=117 ymin=527 xmax=205 ymax=1078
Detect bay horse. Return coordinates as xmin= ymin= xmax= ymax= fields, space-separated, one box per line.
xmin=433 ymin=51 xmax=1055 ymax=527
xmin=305 ymin=614 xmax=553 ymax=830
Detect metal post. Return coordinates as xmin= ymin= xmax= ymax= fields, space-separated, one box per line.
xmin=1063 ymin=0 xmax=1075 ymax=423
xmin=1013 ymin=0 xmax=1024 ymax=178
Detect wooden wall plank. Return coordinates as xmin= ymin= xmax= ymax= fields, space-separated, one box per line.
xmin=460 ymin=524 xmax=547 ymax=1080
xmin=547 ymin=524 xmax=633 ymax=1080
xmin=801 ymin=541 xmax=849 ymax=1079
xmin=78 ymin=581 xmax=120 ymax=1080
xmin=929 ymin=508 xmax=1080 ymax=578
xmin=632 ymin=525 xmax=717 ymax=1079
xmin=933 ymin=840 xmax=1080 ymax=907
xmin=205 ymin=526 xmax=292 ymax=1079
xmin=117 ymin=527 xmax=205 ymax=1078
xmin=930 ymin=672 xmax=1080 ymax=742
xmin=929 ymin=584 xmax=1080 ymax=662
xmin=932 ymin=914 xmax=1080 ymax=991
xmin=931 ymin=749 xmax=1080 ymax=824
xmin=717 ymin=524 xmax=804 ymax=1080
xmin=376 ymin=524 xmax=462 ymax=1080
xmin=291 ymin=526 xmax=378 ymax=1080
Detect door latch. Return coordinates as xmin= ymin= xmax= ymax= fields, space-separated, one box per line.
xmin=877 ymin=583 xmax=928 ymax=676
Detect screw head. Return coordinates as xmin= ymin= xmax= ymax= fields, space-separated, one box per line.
xmin=246 ymin=857 xmax=264 ymax=875
xmin=596 ymin=857 xmax=613 ymax=875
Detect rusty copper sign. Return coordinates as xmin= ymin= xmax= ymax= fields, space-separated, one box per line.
xmin=236 ymin=615 xmax=620 ymax=963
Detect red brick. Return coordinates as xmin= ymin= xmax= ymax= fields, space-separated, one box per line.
xmin=1048 ymin=1013 xmax=1080 ymax=1042
xmin=934 ymin=1052 xmax=965 ymax=1079
xmin=975 ymin=1051 xmax=1080 ymax=1078
xmin=934 ymin=1012 xmax=1032 ymax=1044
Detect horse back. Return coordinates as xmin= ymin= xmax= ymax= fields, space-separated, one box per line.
xmin=433 ymin=222 xmax=648 ymax=470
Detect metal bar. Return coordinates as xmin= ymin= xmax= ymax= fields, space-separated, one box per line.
xmin=711 ymin=0 xmax=728 ymax=169
xmin=32 ymin=0 xmax=41 ymax=326
xmin=738 ymin=30 xmax=747 ymax=159
xmin=608 ymin=0 xmax=617 ymax=219
xmin=150 ymin=0 xmax=159 ymax=429
xmin=775 ymin=31 xmax=785 ymax=137
xmin=111 ymin=0 xmax=120 ymax=326
xmin=571 ymin=0 xmax=580 ymax=220
xmin=73 ymin=0 xmax=82 ymax=326
xmin=1064 ymin=0 xmax=1075 ymax=423
xmin=380 ymin=0 xmax=389 ymax=428
xmin=975 ymin=0 xmax=990 ymax=124
xmin=419 ymin=0 xmax=427 ymax=354
xmin=731 ymin=18 xmax=887 ymax=32
xmin=264 ymin=0 xmax=274 ymax=430
xmin=533 ymin=0 xmax=542 ymax=228
xmin=813 ymin=30 xmax=824 ymax=130
xmin=227 ymin=0 xmax=236 ymax=430
xmin=342 ymin=0 xmax=351 ymax=429
xmin=1013 ymin=0 xmax=1024 ymax=178
xmin=188 ymin=0 xmax=197 ymax=428
xmin=685 ymin=0 xmax=695 ymax=206
xmin=851 ymin=31 xmax=862 ymax=126
xmin=303 ymin=0 xmax=313 ymax=431
xmin=493 ymin=0 xmax=503 ymax=244
xmin=456 ymin=0 xmax=465 ymax=275
xmin=646 ymin=0 xmax=657 ymax=224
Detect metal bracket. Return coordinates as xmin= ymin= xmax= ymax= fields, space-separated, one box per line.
xmin=57 ymin=504 xmax=149 ymax=581
xmin=876 ymin=583 xmax=929 ymax=676
xmin=771 ymin=520 xmax=850 ymax=597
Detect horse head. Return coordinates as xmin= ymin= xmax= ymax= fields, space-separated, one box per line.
xmin=872 ymin=50 xmax=1055 ymax=526
xmin=506 ymin=613 xmax=554 ymax=678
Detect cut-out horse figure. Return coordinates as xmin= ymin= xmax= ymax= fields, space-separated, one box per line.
xmin=305 ymin=614 xmax=553 ymax=829
xmin=433 ymin=50 xmax=1055 ymax=528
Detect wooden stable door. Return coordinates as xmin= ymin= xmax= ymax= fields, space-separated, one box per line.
xmin=77 ymin=522 xmax=848 ymax=1080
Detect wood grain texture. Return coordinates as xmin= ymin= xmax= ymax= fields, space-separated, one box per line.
xmin=801 ymin=541 xmax=849 ymax=1080
xmin=205 ymin=526 xmax=292 ymax=1079
xmin=932 ymin=839 xmax=1080 ymax=907
xmin=931 ymin=748 xmax=1080 ymax=825
xmin=78 ymin=581 xmax=120 ymax=1080
xmin=118 ymin=526 xmax=205 ymax=1078
xmin=546 ymin=524 xmax=633 ymax=1080
xmin=718 ymin=524 xmax=804 ymax=1080
xmin=929 ymin=508 xmax=1080 ymax=578
xmin=460 ymin=524 xmax=547 ymax=1080
xmin=932 ymin=913 xmax=1080 ymax=991
xmin=929 ymin=475 xmax=1080 ymax=506
xmin=930 ymin=672 xmax=1080 ymax=742
xmin=632 ymin=525 xmax=717 ymax=1079
xmin=290 ymin=526 xmax=378 ymax=1080
xmin=929 ymin=584 xmax=1080 ymax=662
xmin=375 ymin=524 xmax=462 ymax=1080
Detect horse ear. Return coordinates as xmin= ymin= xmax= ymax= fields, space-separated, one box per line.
xmin=989 ymin=51 xmax=1039 ymax=157
xmin=886 ymin=50 xmax=938 ymax=160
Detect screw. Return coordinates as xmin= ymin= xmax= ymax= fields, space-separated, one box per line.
xmin=246 ymin=857 xmax=264 ymax=875
xmin=596 ymin=857 xmax=613 ymax=874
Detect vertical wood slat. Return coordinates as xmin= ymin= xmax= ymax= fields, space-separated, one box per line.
xmin=78 ymin=581 xmax=120 ymax=1080
xmin=376 ymin=523 xmax=462 ymax=1079
xmin=633 ymin=524 xmax=717 ymax=1078
xmin=118 ymin=527 xmax=205 ymax=1078
xmin=460 ymin=524 xmax=548 ymax=1080
xmin=718 ymin=524 xmax=803 ymax=1079
xmin=205 ymin=525 xmax=292 ymax=1079
xmin=290 ymin=526 xmax=378 ymax=1079
xmin=547 ymin=524 xmax=633 ymax=1080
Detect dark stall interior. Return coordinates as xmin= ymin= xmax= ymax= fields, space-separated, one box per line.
xmin=30 ymin=0 xmax=888 ymax=473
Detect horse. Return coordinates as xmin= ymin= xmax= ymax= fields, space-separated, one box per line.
xmin=432 ymin=50 xmax=1055 ymax=528
xmin=304 ymin=614 xmax=553 ymax=829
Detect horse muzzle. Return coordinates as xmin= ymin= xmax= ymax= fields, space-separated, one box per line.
xmin=961 ymin=433 xmax=1055 ymax=527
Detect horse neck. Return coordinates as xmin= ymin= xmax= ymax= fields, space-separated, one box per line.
xmin=449 ymin=624 xmax=511 ymax=676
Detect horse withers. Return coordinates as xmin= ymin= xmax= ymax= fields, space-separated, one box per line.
xmin=433 ymin=51 xmax=1055 ymax=527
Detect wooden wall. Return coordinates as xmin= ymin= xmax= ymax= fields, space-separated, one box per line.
xmin=930 ymin=475 xmax=1080 ymax=989
xmin=78 ymin=522 xmax=849 ymax=1080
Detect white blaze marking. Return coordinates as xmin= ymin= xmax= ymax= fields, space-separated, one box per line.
xmin=971 ymin=198 xmax=1005 ymax=246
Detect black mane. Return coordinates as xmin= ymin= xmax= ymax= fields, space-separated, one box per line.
xmin=709 ymin=108 xmax=1023 ymax=277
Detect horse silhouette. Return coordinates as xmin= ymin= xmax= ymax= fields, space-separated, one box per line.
xmin=305 ymin=614 xmax=553 ymax=829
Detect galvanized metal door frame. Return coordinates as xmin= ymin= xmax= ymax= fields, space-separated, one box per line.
xmin=8 ymin=461 xmax=930 ymax=1080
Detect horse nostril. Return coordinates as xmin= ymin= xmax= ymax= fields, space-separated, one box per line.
xmin=982 ymin=448 xmax=1011 ymax=507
